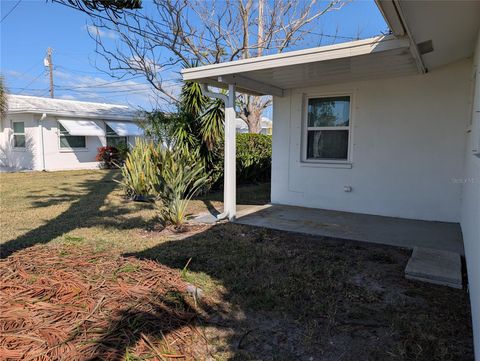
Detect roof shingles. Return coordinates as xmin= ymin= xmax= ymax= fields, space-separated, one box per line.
xmin=7 ymin=94 xmax=139 ymax=120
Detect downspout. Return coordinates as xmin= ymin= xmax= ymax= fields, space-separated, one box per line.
xmin=200 ymin=84 xmax=236 ymax=221
xmin=38 ymin=113 xmax=46 ymax=171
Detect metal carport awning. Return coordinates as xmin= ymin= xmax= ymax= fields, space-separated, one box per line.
xmin=58 ymin=119 xmax=104 ymax=136
xmin=106 ymin=121 xmax=143 ymax=136
xmin=182 ymin=35 xmax=419 ymax=97
xmin=181 ymin=35 xmax=420 ymax=222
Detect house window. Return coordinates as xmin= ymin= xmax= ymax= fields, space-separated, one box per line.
xmin=12 ymin=122 xmax=26 ymax=148
xmin=58 ymin=123 xmax=86 ymax=148
xmin=105 ymin=124 xmax=127 ymax=148
xmin=305 ymin=96 xmax=350 ymax=161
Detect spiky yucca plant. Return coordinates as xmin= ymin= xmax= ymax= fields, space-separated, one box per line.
xmin=155 ymin=147 xmax=208 ymax=228
xmin=118 ymin=139 xmax=160 ymax=199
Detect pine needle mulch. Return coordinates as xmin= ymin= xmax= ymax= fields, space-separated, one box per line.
xmin=0 ymin=244 xmax=207 ymax=361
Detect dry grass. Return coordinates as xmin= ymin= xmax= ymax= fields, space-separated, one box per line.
xmin=0 ymin=170 xmax=474 ymax=360
xmin=0 ymin=169 xmax=269 ymax=257
xmin=0 ymin=244 xmax=203 ymax=360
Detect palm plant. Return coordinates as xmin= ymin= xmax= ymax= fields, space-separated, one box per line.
xmin=141 ymin=73 xmax=225 ymax=190
xmin=180 ymin=77 xmax=225 ymax=151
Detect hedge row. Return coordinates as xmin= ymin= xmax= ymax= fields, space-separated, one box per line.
xmin=212 ymin=133 xmax=272 ymax=188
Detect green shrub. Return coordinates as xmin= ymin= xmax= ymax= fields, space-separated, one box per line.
xmin=115 ymin=142 xmax=129 ymax=161
xmin=154 ymin=148 xmax=208 ymax=228
xmin=118 ymin=139 xmax=208 ymax=227
xmin=211 ymin=133 xmax=272 ymax=188
xmin=117 ymin=139 xmax=160 ymax=199
xmin=236 ymin=133 xmax=272 ymax=183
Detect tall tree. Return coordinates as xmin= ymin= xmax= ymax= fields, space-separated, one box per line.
xmin=54 ymin=0 xmax=348 ymax=132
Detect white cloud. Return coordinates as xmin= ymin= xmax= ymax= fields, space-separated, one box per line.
xmin=6 ymin=70 xmax=21 ymax=77
xmin=84 ymin=25 xmax=118 ymax=40
xmin=127 ymin=56 xmax=161 ymax=72
xmin=54 ymin=70 xmax=74 ymax=80
xmin=54 ymin=71 xmax=165 ymax=109
xmin=58 ymin=94 xmax=77 ymax=100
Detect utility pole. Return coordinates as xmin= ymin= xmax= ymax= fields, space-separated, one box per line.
xmin=44 ymin=48 xmax=54 ymax=98
xmin=257 ymin=0 xmax=264 ymax=57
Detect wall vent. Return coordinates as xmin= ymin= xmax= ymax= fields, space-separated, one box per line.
xmin=417 ymin=40 xmax=434 ymax=55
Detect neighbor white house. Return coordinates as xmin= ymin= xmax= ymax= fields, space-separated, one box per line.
xmin=0 ymin=95 xmax=143 ymax=171
xmin=183 ymin=0 xmax=480 ymax=358
xmin=236 ymin=117 xmax=272 ymax=135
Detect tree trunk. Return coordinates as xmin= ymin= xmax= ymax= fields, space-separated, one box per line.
xmin=245 ymin=106 xmax=262 ymax=133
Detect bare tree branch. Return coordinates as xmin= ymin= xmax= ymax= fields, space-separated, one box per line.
xmin=55 ymin=0 xmax=350 ymax=132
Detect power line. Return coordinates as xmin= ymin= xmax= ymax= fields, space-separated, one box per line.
xmin=305 ymin=30 xmax=360 ymax=41
xmin=13 ymin=61 xmax=43 ymax=80
xmin=56 ymin=78 xmax=179 ymax=90
xmin=17 ymin=71 xmax=47 ymax=94
xmin=57 ymin=84 xmax=178 ymax=94
xmin=55 ymin=76 xmax=147 ymax=89
xmin=1 ymin=0 xmax=22 ymax=23
xmin=8 ymin=75 xmax=180 ymax=92
xmin=56 ymin=65 xmax=108 ymax=75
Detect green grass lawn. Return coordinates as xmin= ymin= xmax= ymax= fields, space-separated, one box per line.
xmin=0 ymin=170 xmax=473 ymax=360
xmin=0 ymin=169 xmax=270 ymax=256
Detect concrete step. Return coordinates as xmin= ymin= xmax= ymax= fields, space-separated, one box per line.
xmin=405 ymin=247 xmax=462 ymax=289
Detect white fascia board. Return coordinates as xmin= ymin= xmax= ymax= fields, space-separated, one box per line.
xmin=374 ymin=0 xmax=426 ymax=74
xmin=374 ymin=0 xmax=405 ymax=36
xmin=182 ymin=36 xmax=410 ymax=82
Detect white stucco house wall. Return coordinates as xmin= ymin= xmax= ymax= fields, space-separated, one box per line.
xmin=183 ymin=1 xmax=480 ymax=358
xmin=0 ymin=95 xmax=143 ymax=171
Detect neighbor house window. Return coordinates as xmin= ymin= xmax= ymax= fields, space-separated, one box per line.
xmin=58 ymin=123 xmax=86 ymax=148
xmin=105 ymin=124 xmax=127 ymax=148
xmin=12 ymin=121 xmax=26 ymax=148
xmin=305 ymin=96 xmax=350 ymax=161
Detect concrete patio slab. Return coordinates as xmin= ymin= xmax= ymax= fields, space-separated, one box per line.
xmin=232 ymin=204 xmax=464 ymax=254
xmin=405 ymin=247 xmax=462 ymax=288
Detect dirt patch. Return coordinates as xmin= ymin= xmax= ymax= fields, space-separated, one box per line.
xmin=134 ymin=223 xmax=474 ymax=361
xmin=140 ymin=222 xmax=213 ymax=239
xmin=0 ymin=244 xmax=206 ymax=360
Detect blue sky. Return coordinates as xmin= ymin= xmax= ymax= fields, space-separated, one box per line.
xmin=1 ymin=0 xmax=387 ymax=111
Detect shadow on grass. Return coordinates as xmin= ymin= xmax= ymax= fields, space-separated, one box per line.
xmin=195 ymin=182 xmax=271 ymax=216
xmin=0 ymin=170 xmax=153 ymax=259
xmin=115 ymin=223 xmax=473 ymax=360
xmin=2 ymin=174 xmax=473 ymax=360
xmin=85 ymin=293 xmax=204 ymax=360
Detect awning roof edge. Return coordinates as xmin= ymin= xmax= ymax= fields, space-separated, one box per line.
xmin=58 ymin=119 xmax=105 ymax=136
xmin=106 ymin=121 xmax=143 ymax=136
xmin=181 ymin=35 xmax=413 ymax=96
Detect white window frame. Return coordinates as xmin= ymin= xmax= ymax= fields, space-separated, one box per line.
xmin=57 ymin=122 xmax=87 ymax=151
xmin=470 ymin=66 xmax=480 ymax=158
xmin=12 ymin=121 xmax=26 ymax=149
xmin=301 ymin=93 xmax=353 ymax=165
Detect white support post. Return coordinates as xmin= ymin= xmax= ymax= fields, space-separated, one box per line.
xmin=224 ymin=83 xmax=237 ymax=221
xmin=200 ymin=83 xmax=237 ymax=221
